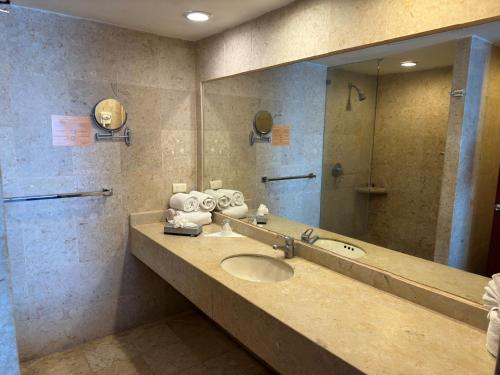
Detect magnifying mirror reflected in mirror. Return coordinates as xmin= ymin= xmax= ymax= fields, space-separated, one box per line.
xmin=93 ymin=98 xmax=127 ymax=131
xmin=253 ymin=110 xmax=274 ymax=135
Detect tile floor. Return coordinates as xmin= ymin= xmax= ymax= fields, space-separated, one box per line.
xmin=21 ymin=309 xmax=274 ymax=375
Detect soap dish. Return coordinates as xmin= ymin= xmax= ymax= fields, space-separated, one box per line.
xmin=164 ymin=223 xmax=202 ymax=237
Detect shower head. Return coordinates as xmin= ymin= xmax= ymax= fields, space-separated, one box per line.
xmin=346 ymin=83 xmax=367 ymax=111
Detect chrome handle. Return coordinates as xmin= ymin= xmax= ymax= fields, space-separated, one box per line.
xmin=496 ymin=204 xmax=500 ymax=212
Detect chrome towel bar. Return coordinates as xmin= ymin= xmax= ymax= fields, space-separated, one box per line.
xmin=261 ymin=173 xmax=316 ymax=183
xmin=3 ymin=188 xmax=113 ymax=203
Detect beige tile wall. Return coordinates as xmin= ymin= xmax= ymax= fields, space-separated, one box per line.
xmin=368 ymin=67 xmax=453 ymax=260
xmin=435 ymin=37 xmax=494 ymax=273
xmin=0 ymin=6 xmax=195 ymax=360
xmin=203 ymin=62 xmax=326 ymax=226
xmin=0 ymin=167 xmax=20 ymax=373
xmin=468 ymin=44 xmax=500 ymax=273
xmin=196 ymin=0 xmax=500 ymax=82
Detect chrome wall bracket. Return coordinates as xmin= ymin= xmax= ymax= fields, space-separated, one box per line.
xmin=249 ymin=130 xmax=271 ymax=146
xmin=95 ymin=127 xmax=132 ymax=146
xmin=450 ymin=89 xmax=466 ymax=97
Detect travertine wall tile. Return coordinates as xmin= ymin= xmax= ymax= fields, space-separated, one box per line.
xmin=0 ymin=168 xmax=21 ymax=374
xmin=368 ymin=67 xmax=452 ymax=260
xmin=0 ymin=6 xmax=197 ymax=360
xmin=196 ymin=0 xmax=500 ymax=81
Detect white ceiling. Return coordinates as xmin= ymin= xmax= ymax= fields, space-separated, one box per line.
xmin=332 ymin=42 xmax=457 ymax=76
xmin=12 ymin=0 xmax=296 ymax=41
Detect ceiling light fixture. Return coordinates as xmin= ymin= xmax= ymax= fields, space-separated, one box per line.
xmin=184 ymin=11 xmax=211 ymax=22
xmin=400 ymin=61 xmax=417 ymax=67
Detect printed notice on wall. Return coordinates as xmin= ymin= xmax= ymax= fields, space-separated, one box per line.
xmin=272 ymin=125 xmax=290 ymax=146
xmin=51 ymin=115 xmax=92 ymax=146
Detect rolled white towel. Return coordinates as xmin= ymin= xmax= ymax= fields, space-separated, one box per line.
xmin=204 ymin=189 xmax=231 ymax=211
xmin=487 ymin=307 xmax=500 ymax=357
xmin=169 ymin=193 xmax=198 ymax=212
xmin=176 ymin=211 xmax=212 ymax=226
xmin=222 ymin=203 xmax=248 ymax=219
xmin=189 ymin=191 xmax=216 ymax=212
xmin=483 ymin=273 xmax=500 ymax=311
xmin=218 ymin=189 xmax=244 ymax=206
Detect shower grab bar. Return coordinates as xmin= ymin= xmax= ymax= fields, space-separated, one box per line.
xmin=3 ymin=188 xmax=113 ymax=203
xmin=262 ymin=173 xmax=316 ymax=183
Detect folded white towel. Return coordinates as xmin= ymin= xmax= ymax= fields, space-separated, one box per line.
xmin=483 ymin=273 xmax=500 ymax=311
xmin=175 ymin=211 xmax=212 ymax=226
xmin=189 ymin=191 xmax=216 ymax=212
xmin=204 ymin=189 xmax=231 ymax=211
xmin=222 ymin=203 xmax=248 ymax=219
xmin=218 ymin=189 xmax=245 ymax=206
xmin=487 ymin=308 xmax=500 ymax=357
xmin=169 ymin=193 xmax=198 ymax=212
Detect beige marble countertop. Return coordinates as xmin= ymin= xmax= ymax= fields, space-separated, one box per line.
xmin=132 ymin=221 xmax=495 ymax=374
xmin=251 ymin=213 xmax=489 ymax=304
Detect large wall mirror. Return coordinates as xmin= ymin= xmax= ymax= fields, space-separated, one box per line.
xmin=202 ymin=21 xmax=500 ymax=305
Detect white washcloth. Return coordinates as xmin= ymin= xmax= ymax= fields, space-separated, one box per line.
xmin=218 ymin=189 xmax=245 ymax=206
xmin=189 ymin=191 xmax=216 ymax=212
xmin=483 ymin=274 xmax=500 ymax=311
xmin=222 ymin=203 xmax=248 ymax=219
xmin=175 ymin=211 xmax=212 ymax=226
xmin=487 ymin=308 xmax=500 ymax=357
xmin=204 ymin=189 xmax=231 ymax=211
xmin=169 ymin=193 xmax=198 ymax=212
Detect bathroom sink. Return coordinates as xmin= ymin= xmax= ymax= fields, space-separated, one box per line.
xmin=221 ymin=254 xmax=294 ymax=283
xmin=313 ymin=239 xmax=366 ymax=259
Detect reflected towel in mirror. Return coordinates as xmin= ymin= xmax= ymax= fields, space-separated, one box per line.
xmin=218 ymin=189 xmax=245 ymax=206
xmin=205 ymin=189 xmax=231 ymax=211
xmin=189 ymin=190 xmax=216 ymax=211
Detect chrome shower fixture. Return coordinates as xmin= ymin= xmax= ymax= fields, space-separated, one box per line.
xmin=346 ymin=82 xmax=367 ymax=111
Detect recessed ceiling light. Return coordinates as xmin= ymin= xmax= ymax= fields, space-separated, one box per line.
xmin=401 ymin=61 xmax=417 ymax=67
xmin=184 ymin=11 xmax=211 ymax=22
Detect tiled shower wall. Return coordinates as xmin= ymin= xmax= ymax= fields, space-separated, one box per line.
xmin=0 ymin=6 xmax=196 ymax=360
xmin=203 ymin=62 xmax=326 ymax=226
xmin=368 ymin=67 xmax=452 ymax=260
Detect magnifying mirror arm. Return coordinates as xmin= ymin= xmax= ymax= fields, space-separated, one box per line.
xmin=95 ymin=127 xmax=132 ymax=146
xmin=249 ymin=130 xmax=271 ymax=146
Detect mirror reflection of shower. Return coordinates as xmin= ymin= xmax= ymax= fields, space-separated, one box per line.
xmin=346 ymin=82 xmax=367 ymax=111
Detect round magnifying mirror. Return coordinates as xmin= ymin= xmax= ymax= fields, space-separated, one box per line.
xmin=253 ymin=110 xmax=273 ymax=135
xmin=93 ymin=99 xmax=127 ymax=131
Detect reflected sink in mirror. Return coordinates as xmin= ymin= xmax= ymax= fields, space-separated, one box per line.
xmin=313 ymin=239 xmax=366 ymax=259
xmin=221 ymin=254 xmax=294 ymax=282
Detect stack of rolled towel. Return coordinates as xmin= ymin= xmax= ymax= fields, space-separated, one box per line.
xmin=168 ymin=191 xmax=215 ymax=227
xmin=204 ymin=188 xmax=248 ymax=219
xmin=483 ymin=273 xmax=500 ymax=357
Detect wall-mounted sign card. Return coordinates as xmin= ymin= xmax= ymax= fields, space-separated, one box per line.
xmin=52 ymin=115 xmax=92 ymax=146
xmin=272 ymin=125 xmax=290 ymax=146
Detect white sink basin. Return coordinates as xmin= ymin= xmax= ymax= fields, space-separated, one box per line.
xmin=221 ymin=254 xmax=294 ymax=283
xmin=313 ymin=239 xmax=366 ymax=259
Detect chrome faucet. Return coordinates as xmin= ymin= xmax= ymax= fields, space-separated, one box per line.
xmin=272 ymin=235 xmax=294 ymax=259
xmin=301 ymin=228 xmax=319 ymax=244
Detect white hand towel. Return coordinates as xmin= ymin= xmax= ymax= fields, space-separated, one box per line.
xmin=169 ymin=193 xmax=199 ymax=212
xmin=189 ymin=191 xmax=216 ymax=212
xmin=204 ymin=189 xmax=231 ymax=211
xmin=487 ymin=308 xmax=500 ymax=357
xmin=218 ymin=189 xmax=245 ymax=206
xmin=175 ymin=211 xmax=212 ymax=226
xmin=483 ymin=273 xmax=500 ymax=311
xmin=222 ymin=203 xmax=248 ymax=219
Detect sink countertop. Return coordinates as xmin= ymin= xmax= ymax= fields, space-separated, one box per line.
xmin=131 ymin=221 xmax=495 ymax=374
